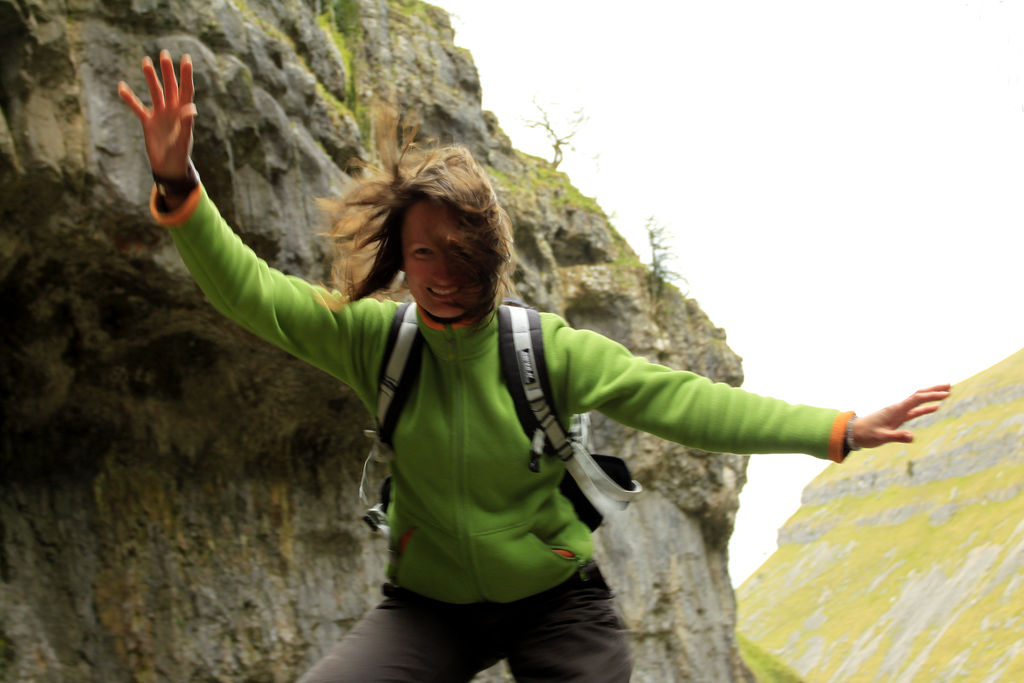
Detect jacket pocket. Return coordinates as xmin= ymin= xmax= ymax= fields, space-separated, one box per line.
xmin=471 ymin=527 xmax=588 ymax=602
xmin=398 ymin=526 xmax=418 ymax=555
xmin=389 ymin=520 xmax=482 ymax=603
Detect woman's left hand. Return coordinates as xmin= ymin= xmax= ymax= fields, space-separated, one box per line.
xmin=117 ymin=50 xmax=197 ymax=179
xmin=852 ymin=384 xmax=952 ymax=449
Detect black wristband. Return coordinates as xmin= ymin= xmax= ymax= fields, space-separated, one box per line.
xmin=153 ymin=159 xmax=200 ymax=198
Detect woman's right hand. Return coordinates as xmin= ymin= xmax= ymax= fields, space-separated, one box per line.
xmin=117 ymin=50 xmax=197 ymax=179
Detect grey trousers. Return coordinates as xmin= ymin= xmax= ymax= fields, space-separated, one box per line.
xmin=298 ymin=564 xmax=632 ymax=682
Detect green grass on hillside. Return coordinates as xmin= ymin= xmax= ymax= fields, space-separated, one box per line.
xmin=738 ymin=632 xmax=804 ymax=682
xmin=741 ymin=482 xmax=1024 ymax=679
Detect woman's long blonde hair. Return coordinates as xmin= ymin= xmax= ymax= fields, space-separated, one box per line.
xmin=326 ymin=109 xmax=515 ymax=323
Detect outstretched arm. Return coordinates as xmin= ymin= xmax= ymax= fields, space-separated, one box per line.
xmin=115 ymin=49 xmax=390 ymax=396
xmin=118 ymin=50 xmax=197 ymax=208
xmin=850 ymin=384 xmax=951 ymax=449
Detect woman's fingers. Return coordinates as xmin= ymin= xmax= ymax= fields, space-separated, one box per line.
xmin=884 ymin=429 xmax=914 ymax=444
xmin=117 ymin=81 xmax=149 ymax=120
xmin=121 ymin=52 xmax=195 ymax=119
xmin=159 ymin=49 xmax=179 ymax=105
xmin=900 ymin=385 xmax=951 ymax=418
xmin=904 ymin=402 xmax=942 ymax=422
xmin=179 ymin=54 xmax=194 ymax=106
xmin=851 ymin=384 xmax=951 ymax=449
xmin=909 ymin=384 xmax=952 ymax=401
xmin=141 ymin=56 xmax=164 ymax=110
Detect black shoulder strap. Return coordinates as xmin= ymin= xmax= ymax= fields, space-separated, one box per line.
xmin=377 ymin=302 xmax=423 ymax=447
xmin=497 ymin=304 xmax=572 ymax=462
xmin=526 ymin=307 xmax=560 ymax=432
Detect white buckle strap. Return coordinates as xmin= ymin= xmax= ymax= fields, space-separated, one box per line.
xmin=565 ymin=441 xmax=643 ymax=519
xmin=360 ymin=429 xmax=395 ymax=506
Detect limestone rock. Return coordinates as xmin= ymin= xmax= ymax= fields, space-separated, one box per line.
xmin=0 ymin=1 xmax=752 ymax=681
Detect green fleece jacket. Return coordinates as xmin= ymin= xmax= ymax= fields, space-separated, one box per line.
xmin=157 ymin=187 xmax=850 ymax=604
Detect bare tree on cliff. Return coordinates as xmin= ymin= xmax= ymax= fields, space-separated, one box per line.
xmin=525 ymin=98 xmax=588 ymax=170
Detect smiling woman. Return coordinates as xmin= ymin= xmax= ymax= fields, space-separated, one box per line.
xmin=324 ymin=109 xmax=515 ymax=326
xmin=400 ymin=200 xmax=481 ymax=323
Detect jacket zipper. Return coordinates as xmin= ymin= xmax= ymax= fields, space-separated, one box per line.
xmin=446 ymin=328 xmax=481 ymax=599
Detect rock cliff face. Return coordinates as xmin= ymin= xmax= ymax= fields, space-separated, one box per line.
xmin=737 ymin=348 xmax=1024 ymax=681
xmin=0 ymin=1 xmax=752 ymax=681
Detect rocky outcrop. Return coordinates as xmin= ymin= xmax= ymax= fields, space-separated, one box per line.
xmin=737 ymin=348 xmax=1024 ymax=682
xmin=0 ymin=1 xmax=751 ymax=681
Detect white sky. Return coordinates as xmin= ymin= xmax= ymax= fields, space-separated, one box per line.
xmin=432 ymin=0 xmax=1024 ymax=585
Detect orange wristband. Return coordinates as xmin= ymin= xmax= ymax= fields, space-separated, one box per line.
xmin=828 ymin=411 xmax=856 ymax=463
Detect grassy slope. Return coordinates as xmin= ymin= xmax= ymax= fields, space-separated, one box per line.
xmin=736 ymin=348 xmax=1024 ymax=682
xmin=738 ymin=631 xmax=805 ymax=682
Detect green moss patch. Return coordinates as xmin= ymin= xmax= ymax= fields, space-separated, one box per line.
xmin=489 ymin=157 xmax=604 ymax=216
xmin=319 ymin=4 xmax=371 ymax=139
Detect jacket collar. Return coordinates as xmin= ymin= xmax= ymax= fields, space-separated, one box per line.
xmin=415 ymin=306 xmax=498 ymax=361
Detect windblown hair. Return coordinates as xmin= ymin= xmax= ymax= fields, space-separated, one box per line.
xmin=326 ymin=109 xmax=515 ymax=324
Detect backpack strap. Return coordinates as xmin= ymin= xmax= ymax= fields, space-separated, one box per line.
xmin=377 ymin=301 xmax=424 ymax=447
xmin=498 ymin=304 xmax=574 ymax=471
xmin=364 ymin=301 xmax=642 ymax=536
xmin=361 ymin=301 xmax=421 ymax=512
xmin=498 ymin=303 xmax=642 ymax=520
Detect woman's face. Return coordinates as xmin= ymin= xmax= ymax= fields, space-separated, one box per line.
xmin=401 ymin=200 xmax=475 ymax=320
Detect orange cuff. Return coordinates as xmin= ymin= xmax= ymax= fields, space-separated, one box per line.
xmin=828 ymin=411 xmax=856 ymax=463
xmin=149 ymin=183 xmax=202 ymax=227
